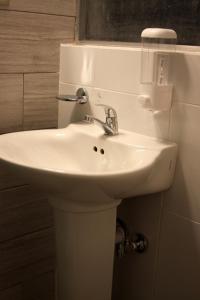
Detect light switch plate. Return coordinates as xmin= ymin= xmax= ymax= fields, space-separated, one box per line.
xmin=0 ymin=0 xmax=9 ymax=5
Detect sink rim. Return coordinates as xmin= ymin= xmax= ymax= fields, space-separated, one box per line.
xmin=0 ymin=123 xmax=178 ymax=211
xmin=0 ymin=123 xmax=164 ymax=179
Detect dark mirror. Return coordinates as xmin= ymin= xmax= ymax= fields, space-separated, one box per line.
xmin=79 ymin=0 xmax=200 ymax=45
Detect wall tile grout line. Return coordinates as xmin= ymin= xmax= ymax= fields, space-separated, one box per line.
xmin=164 ymin=209 xmax=200 ymax=226
xmin=0 ymin=8 xmax=76 ymax=18
xmin=0 ymin=71 xmax=60 ymax=75
xmin=0 ymin=184 xmax=28 ymax=193
xmin=152 ymin=192 xmax=165 ymax=298
xmin=174 ymin=99 xmax=200 ymax=108
xmin=0 ymin=225 xmax=54 ymax=246
xmin=167 ymin=101 xmax=174 ymax=140
xmin=22 ymin=73 xmax=25 ymax=131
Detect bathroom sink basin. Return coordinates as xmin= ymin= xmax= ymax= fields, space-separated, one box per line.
xmin=0 ymin=122 xmax=177 ymax=212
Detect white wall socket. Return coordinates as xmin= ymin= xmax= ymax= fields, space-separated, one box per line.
xmin=0 ymin=0 xmax=9 ymax=5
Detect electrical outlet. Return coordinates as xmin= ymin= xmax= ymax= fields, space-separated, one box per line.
xmin=0 ymin=0 xmax=9 ymax=5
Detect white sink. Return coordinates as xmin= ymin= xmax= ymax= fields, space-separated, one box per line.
xmin=0 ymin=122 xmax=176 ymax=211
xmin=0 ymin=122 xmax=177 ymax=300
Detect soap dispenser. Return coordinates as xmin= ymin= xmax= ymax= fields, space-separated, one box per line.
xmin=139 ymin=28 xmax=177 ymax=112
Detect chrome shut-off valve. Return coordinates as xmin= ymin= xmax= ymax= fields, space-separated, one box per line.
xmin=115 ymin=218 xmax=148 ymax=258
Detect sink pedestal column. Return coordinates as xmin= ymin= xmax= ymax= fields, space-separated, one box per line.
xmin=54 ymin=207 xmax=117 ymax=300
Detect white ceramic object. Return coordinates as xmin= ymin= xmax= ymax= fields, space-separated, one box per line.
xmin=60 ymin=44 xmax=141 ymax=94
xmin=0 ymin=122 xmax=177 ymax=300
xmin=59 ymin=45 xmax=173 ymax=140
xmin=141 ymin=28 xmax=177 ymax=39
xmin=0 ymin=122 xmax=177 ymax=211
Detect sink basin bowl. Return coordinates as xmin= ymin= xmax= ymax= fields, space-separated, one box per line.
xmin=0 ymin=122 xmax=177 ymax=212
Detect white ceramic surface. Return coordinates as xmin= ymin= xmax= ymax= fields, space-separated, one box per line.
xmin=0 ymin=122 xmax=177 ymax=212
xmin=58 ymin=82 xmax=171 ymax=139
xmin=54 ymin=207 xmax=117 ymax=300
xmin=57 ymin=43 xmax=200 ymax=299
xmin=59 ymin=44 xmax=141 ymax=94
xmin=59 ymin=45 xmax=172 ymax=140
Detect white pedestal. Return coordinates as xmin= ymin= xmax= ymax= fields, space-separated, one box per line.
xmin=54 ymin=207 xmax=117 ymax=300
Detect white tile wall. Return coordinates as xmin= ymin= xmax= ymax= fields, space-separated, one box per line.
xmin=59 ymin=43 xmax=200 ymax=299
xmin=60 ymin=45 xmax=95 ymax=86
xmin=156 ymin=212 xmax=200 ymax=300
xmin=60 ymin=45 xmax=141 ymax=94
xmin=59 ymin=44 xmax=171 ymax=139
xmin=160 ymin=49 xmax=200 ymax=297
xmin=94 ymin=47 xmax=141 ymax=94
xmin=58 ymin=82 xmax=170 ymax=139
xmin=164 ymin=102 xmax=200 ymax=222
xmin=173 ymin=52 xmax=200 ymax=105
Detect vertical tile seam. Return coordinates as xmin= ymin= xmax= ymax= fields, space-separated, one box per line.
xmin=164 ymin=209 xmax=200 ymax=226
xmin=152 ymin=192 xmax=165 ymax=298
xmin=167 ymin=101 xmax=173 ymax=140
xmin=75 ymin=0 xmax=80 ymax=41
xmin=22 ymin=73 xmax=25 ymax=130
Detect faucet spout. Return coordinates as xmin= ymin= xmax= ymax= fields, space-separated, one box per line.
xmin=84 ymin=104 xmax=118 ymax=136
xmin=85 ymin=115 xmax=115 ymax=136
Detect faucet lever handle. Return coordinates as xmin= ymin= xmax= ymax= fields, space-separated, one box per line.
xmin=96 ymin=104 xmax=117 ymax=117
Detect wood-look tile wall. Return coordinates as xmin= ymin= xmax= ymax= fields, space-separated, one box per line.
xmin=0 ymin=1 xmax=76 ymax=299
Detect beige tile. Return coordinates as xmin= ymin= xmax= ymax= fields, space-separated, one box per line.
xmin=0 ymin=11 xmax=74 ymax=73
xmin=0 ymin=10 xmax=74 ymax=41
xmin=24 ymin=73 xmax=58 ymax=130
xmin=0 ymin=74 xmax=23 ymax=133
xmin=0 ymin=185 xmax=53 ymax=242
xmin=7 ymin=0 xmax=76 ymax=16
xmin=164 ymin=102 xmax=200 ymax=222
xmin=0 ymin=185 xmax=39 ymax=211
xmin=155 ymin=212 xmax=200 ymax=300
xmin=0 ymin=228 xmax=55 ymax=275
xmin=0 ymin=39 xmax=57 ymax=73
xmin=0 ymin=39 xmax=63 ymax=73
xmin=113 ymin=194 xmax=162 ymax=300
xmin=22 ymin=272 xmax=55 ymax=300
xmin=0 ymin=285 xmax=22 ymax=300
xmin=0 ymin=161 xmax=26 ymax=191
xmin=0 ymin=258 xmax=55 ymax=291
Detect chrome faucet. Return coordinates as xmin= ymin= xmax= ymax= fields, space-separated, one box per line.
xmin=85 ymin=104 xmax=118 ymax=136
